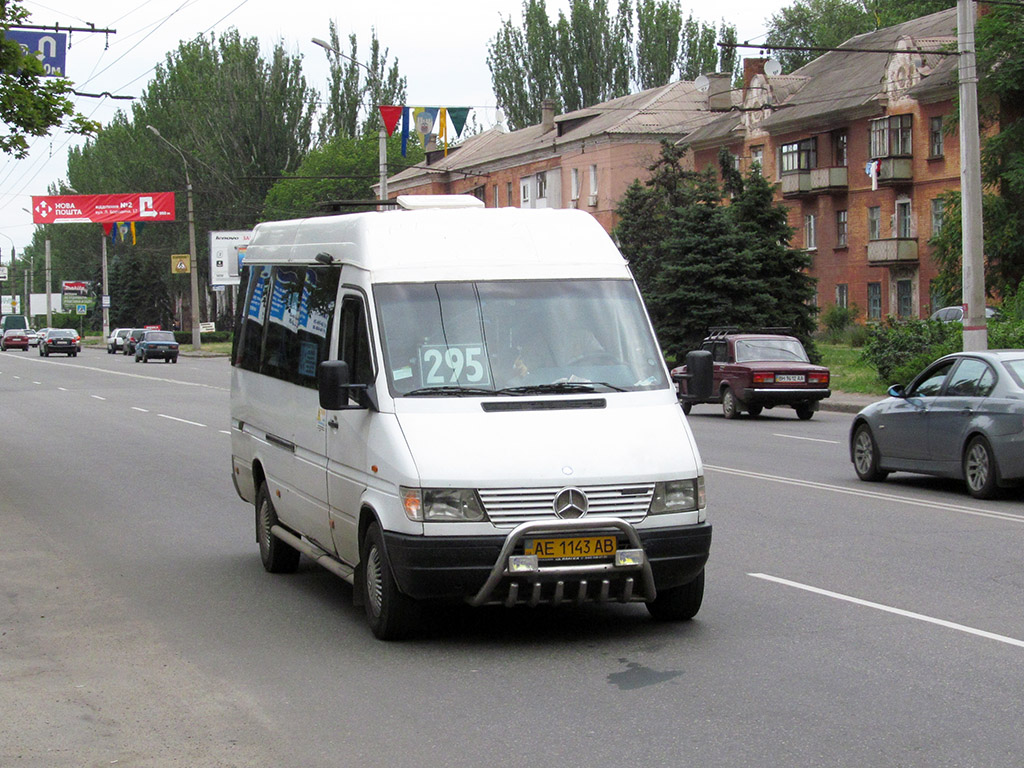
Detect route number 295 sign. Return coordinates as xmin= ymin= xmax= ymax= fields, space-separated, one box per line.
xmin=419 ymin=344 xmax=490 ymax=387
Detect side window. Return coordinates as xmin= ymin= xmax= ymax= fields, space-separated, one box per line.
xmin=236 ymin=264 xmax=272 ymax=372
xmin=909 ymin=359 xmax=955 ymax=397
xmin=946 ymin=358 xmax=995 ymax=398
xmin=338 ymin=295 xmax=374 ymax=388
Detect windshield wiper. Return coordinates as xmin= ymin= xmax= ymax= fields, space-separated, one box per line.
xmin=404 ymin=386 xmax=498 ymax=397
xmin=496 ymin=381 xmax=626 ymax=395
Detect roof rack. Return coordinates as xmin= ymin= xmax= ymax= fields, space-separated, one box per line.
xmin=705 ymin=325 xmax=794 ymax=339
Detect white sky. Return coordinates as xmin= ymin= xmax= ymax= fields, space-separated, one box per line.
xmin=0 ymin=0 xmax=791 ymax=257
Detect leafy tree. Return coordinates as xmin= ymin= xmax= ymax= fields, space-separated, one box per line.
xmin=489 ymin=1 xmax=736 ymax=130
xmin=0 ymin=0 xmax=99 ymax=157
xmin=765 ymin=0 xmax=955 ymax=73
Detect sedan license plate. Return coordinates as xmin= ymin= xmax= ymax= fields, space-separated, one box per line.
xmin=525 ymin=536 xmax=617 ymax=560
xmin=776 ymin=374 xmax=805 ymax=383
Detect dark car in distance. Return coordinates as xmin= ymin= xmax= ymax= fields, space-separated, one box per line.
xmin=672 ymin=329 xmax=830 ymax=420
xmin=850 ymin=350 xmax=1024 ymax=499
xmin=123 ymin=328 xmax=148 ymax=355
xmin=1 ymin=328 xmax=31 ymax=351
xmin=135 ymin=330 xmax=179 ymax=363
xmin=40 ymin=328 xmax=79 ymax=357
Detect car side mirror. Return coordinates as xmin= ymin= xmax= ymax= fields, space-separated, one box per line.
xmin=888 ymin=384 xmax=906 ymax=398
xmin=676 ymin=350 xmax=714 ymax=400
xmin=318 ymin=360 xmax=378 ymax=411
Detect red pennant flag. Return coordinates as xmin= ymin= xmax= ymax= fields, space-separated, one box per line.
xmin=379 ymin=106 xmax=403 ymax=137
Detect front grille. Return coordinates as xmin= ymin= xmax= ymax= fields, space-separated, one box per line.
xmin=478 ymin=483 xmax=653 ymax=527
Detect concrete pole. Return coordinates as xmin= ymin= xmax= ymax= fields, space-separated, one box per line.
xmin=101 ymin=234 xmax=110 ymax=342
xmin=186 ymin=178 xmax=200 ymax=350
xmin=45 ymin=237 xmax=52 ymax=326
xmin=958 ymin=0 xmax=986 ymax=351
xmin=379 ymin=127 xmax=388 ymax=203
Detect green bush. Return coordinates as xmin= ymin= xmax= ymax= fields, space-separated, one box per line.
xmin=173 ymin=330 xmax=232 ymax=344
xmin=862 ymin=318 xmax=961 ymax=385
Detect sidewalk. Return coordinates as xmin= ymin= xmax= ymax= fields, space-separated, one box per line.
xmin=820 ymin=389 xmax=887 ymax=414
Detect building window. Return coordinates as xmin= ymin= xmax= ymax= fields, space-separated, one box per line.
xmin=896 ymin=200 xmax=912 ymax=238
xmin=804 ymin=214 xmax=817 ymax=250
xmin=897 ymin=279 xmax=913 ymax=318
xmin=929 ymin=116 xmax=944 ymax=158
xmin=506 ymin=182 xmax=513 ymax=205
xmin=870 ymin=114 xmax=912 ymax=158
xmin=571 ymin=168 xmax=580 ymax=201
xmin=471 ymin=186 xmax=486 ymax=203
xmin=781 ymin=138 xmax=817 ymax=173
xmin=868 ymin=282 xmax=882 ymax=320
xmin=868 ymin=206 xmax=881 ymax=240
xmin=589 ymin=164 xmax=598 ymax=195
xmin=751 ymin=145 xmax=764 ymax=173
xmin=836 ymin=209 xmax=848 ymax=247
xmin=835 ymin=283 xmax=849 ymax=308
xmin=520 ymin=180 xmax=530 ymax=205
xmin=536 ymin=171 xmax=547 ymax=200
xmin=931 ymin=197 xmax=945 ymax=236
xmin=492 ymin=184 xmax=498 ymax=208
xmin=833 ymin=132 xmax=847 ymax=166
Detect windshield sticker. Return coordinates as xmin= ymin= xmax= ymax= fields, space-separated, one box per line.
xmin=246 ymin=266 xmax=271 ymax=325
xmin=297 ymin=269 xmax=330 ymax=338
xmin=268 ymin=269 xmax=301 ymax=331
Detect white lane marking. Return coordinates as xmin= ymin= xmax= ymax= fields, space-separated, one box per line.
xmin=58 ymin=387 xmax=68 ymax=391
xmin=705 ymin=464 xmax=1024 ymax=524
xmin=158 ymin=414 xmax=206 ymax=428
xmin=750 ymin=573 xmax=1024 ymax=650
xmin=131 ymin=407 xmax=149 ymax=413
xmin=772 ymin=433 xmax=839 ymax=444
xmin=219 ymin=430 xmax=231 ymax=435
xmin=33 ymin=381 xmax=41 ymax=384
xmin=91 ymin=395 xmax=106 ymax=400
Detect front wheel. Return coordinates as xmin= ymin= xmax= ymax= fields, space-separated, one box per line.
xmin=256 ymin=483 xmax=301 ymax=573
xmin=721 ymin=388 xmax=739 ymax=420
xmin=964 ymin=436 xmax=1000 ymax=499
xmin=361 ymin=522 xmax=419 ymax=640
xmin=647 ymin=570 xmax=704 ymax=621
xmin=852 ymin=423 xmax=888 ymax=482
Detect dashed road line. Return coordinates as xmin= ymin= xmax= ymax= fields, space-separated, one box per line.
xmin=771 ymin=433 xmax=840 ymax=444
xmin=158 ymin=414 xmax=207 ymax=428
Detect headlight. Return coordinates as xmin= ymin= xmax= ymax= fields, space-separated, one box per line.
xmin=400 ymin=486 xmax=487 ymax=522
xmin=649 ymin=477 xmax=705 ymax=514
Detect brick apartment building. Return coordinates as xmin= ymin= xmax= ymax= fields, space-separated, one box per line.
xmin=684 ymin=7 xmax=970 ymax=321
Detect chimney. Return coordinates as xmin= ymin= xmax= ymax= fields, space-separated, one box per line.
xmin=707 ymin=72 xmax=732 ymax=112
xmin=743 ymin=58 xmax=767 ymax=91
xmin=541 ymin=98 xmax=555 ymax=133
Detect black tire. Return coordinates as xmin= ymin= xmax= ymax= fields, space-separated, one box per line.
xmin=795 ymin=403 xmax=814 ymax=420
xmin=361 ymin=521 xmax=418 ymax=640
xmin=721 ymin=387 xmax=739 ymax=420
xmin=256 ymin=483 xmax=300 ymax=573
xmin=681 ymin=401 xmax=692 ymax=415
xmin=647 ymin=569 xmax=704 ymax=621
xmin=963 ymin=436 xmax=1000 ymax=499
xmin=39 ymin=347 xmax=43 ymax=356
xmin=747 ymin=404 xmax=763 ymax=417
xmin=852 ymin=423 xmax=888 ymax=481
xmin=142 ymin=352 xmax=148 ymax=363
xmin=72 ymin=351 xmax=77 ymax=357
xmin=172 ymin=356 xmax=178 ymax=364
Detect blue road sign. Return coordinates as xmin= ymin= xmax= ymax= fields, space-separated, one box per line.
xmin=6 ymin=31 xmax=67 ymax=77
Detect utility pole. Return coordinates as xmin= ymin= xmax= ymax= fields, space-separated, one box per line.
xmin=958 ymin=0 xmax=986 ymax=351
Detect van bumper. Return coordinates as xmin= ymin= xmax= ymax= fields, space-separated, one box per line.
xmin=383 ymin=521 xmax=712 ymax=602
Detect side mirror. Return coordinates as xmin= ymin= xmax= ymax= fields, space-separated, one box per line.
xmin=887 ymin=384 xmax=906 ymax=399
xmin=675 ymin=350 xmax=713 ymax=400
xmin=318 ymin=360 xmax=377 ymax=411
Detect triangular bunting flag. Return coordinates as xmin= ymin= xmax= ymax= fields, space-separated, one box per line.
xmin=447 ymin=107 xmax=470 ymax=137
xmin=440 ymin=108 xmax=448 ymax=156
xmin=412 ymin=107 xmax=438 ymax=146
xmin=379 ymin=105 xmax=403 ymax=137
xmin=401 ymin=107 xmax=409 ymax=157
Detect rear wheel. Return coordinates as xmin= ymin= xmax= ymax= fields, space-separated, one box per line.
xmin=852 ymin=423 xmax=888 ymax=482
xmin=747 ymin=404 xmax=763 ymax=417
xmin=361 ymin=522 xmax=418 ymax=640
xmin=795 ymin=403 xmax=814 ymax=420
xmin=255 ymin=483 xmax=300 ymax=573
xmin=681 ymin=401 xmax=692 ymax=415
xmin=647 ymin=570 xmax=704 ymax=621
xmin=963 ymin=436 xmax=999 ymax=499
xmin=721 ymin=388 xmax=739 ymax=420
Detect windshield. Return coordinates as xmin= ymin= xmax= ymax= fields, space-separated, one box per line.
xmin=734 ymin=338 xmax=809 ymax=363
xmin=375 ymin=279 xmax=667 ymax=396
xmin=50 ymin=330 xmax=75 ymax=338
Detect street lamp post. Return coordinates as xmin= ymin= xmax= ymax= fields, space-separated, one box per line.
xmin=311 ymin=37 xmax=388 ymax=202
xmin=147 ymin=125 xmax=201 ymax=351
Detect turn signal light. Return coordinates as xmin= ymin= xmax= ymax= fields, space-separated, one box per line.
xmin=752 ymin=372 xmax=775 ymax=385
xmin=808 ymin=372 xmax=830 ymax=385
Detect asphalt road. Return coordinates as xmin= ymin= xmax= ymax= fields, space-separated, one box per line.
xmin=1 ymin=348 xmax=1022 ymax=767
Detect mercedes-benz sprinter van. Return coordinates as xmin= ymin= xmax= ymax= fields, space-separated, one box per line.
xmin=230 ymin=195 xmax=712 ymax=639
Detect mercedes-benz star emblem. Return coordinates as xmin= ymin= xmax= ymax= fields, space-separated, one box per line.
xmin=553 ymin=487 xmax=588 ymax=519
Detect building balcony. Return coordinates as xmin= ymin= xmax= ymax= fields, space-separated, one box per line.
xmin=867 ymin=237 xmax=918 ymax=264
xmin=781 ymin=171 xmax=811 ymax=197
xmin=876 ymin=157 xmax=913 ymax=185
xmin=809 ymin=166 xmax=848 ymax=193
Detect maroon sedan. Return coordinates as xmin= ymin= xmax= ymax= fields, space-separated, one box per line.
xmin=672 ymin=330 xmax=830 ymax=420
xmin=1 ymin=328 xmax=31 ymax=351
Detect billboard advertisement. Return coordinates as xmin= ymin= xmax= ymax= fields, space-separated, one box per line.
xmin=31 ymin=193 xmax=176 ymax=224
xmin=209 ymin=230 xmax=252 ymax=287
